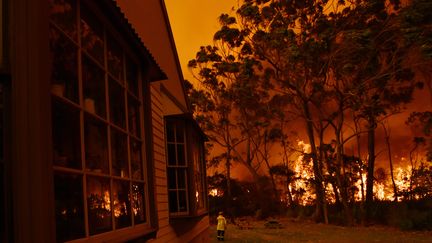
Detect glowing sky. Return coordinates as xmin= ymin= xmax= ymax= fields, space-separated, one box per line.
xmin=164 ymin=0 xmax=237 ymax=83
xmin=164 ymin=0 xmax=432 ymax=180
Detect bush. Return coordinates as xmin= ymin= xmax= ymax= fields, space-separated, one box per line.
xmin=379 ymin=199 xmax=432 ymax=230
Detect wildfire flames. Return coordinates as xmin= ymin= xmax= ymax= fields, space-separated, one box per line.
xmin=208 ymin=140 xmax=428 ymax=206
xmin=285 ymin=141 xmax=422 ymax=205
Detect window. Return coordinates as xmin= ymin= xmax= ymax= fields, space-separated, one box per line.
xmin=49 ymin=0 xmax=149 ymax=241
xmin=191 ymin=133 xmax=206 ymax=211
xmin=165 ymin=116 xmax=208 ymax=217
xmin=166 ymin=120 xmax=189 ymax=215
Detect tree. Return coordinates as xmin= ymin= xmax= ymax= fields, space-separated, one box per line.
xmin=325 ymin=0 xmax=427 ymax=220
xmin=381 ymin=121 xmax=398 ymax=201
xmin=186 ymin=45 xmax=242 ymax=203
xmin=189 ymin=0 xmax=431 ymax=224
xmin=407 ymin=112 xmax=432 ymax=162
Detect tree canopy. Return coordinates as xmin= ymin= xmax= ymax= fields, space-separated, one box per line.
xmin=188 ymin=0 xmax=432 ymax=224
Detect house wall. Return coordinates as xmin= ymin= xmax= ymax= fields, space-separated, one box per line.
xmin=150 ymin=83 xmax=209 ymax=242
xmin=4 ymin=0 xmax=208 ymax=241
xmin=161 ymin=91 xmax=184 ymax=115
xmin=9 ymin=0 xmax=56 ymax=241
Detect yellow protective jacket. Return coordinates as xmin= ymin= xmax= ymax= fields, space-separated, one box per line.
xmin=217 ymin=215 xmax=227 ymax=231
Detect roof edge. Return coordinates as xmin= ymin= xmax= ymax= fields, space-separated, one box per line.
xmin=159 ymin=0 xmax=192 ymax=111
xmin=99 ymin=0 xmax=167 ymax=81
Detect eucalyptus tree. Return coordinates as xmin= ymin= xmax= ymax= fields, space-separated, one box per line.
xmin=187 ymin=45 xmax=242 ymax=200
xmin=188 ymin=0 xmax=430 ymax=224
xmin=187 ymin=20 xmax=273 ymax=198
xmin=327 ymin=1 xmax=430 ymax=221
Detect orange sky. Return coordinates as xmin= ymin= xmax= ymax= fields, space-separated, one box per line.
xmin=164 ymin=0 xmax=432 ymax=180
xmin=164 ymin=0 xmax=237 ymax=83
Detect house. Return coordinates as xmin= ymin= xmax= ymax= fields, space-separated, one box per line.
xmin=0 ymin=0 xmax=209 ymax=242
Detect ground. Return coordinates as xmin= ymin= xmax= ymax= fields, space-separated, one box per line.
xmin=209 ymin=217 xmax=432 ymax=242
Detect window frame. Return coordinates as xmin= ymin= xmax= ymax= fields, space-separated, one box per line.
xmin=49 ymin=0 xmax=156 ymax=241
xmin=166 ymin=119 xmax=190 ymax=216
xmin=165 ymin=115 xmax=208 ymax=218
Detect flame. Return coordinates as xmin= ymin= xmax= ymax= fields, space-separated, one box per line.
xmin=209 ymin=188 xmax=224 ymax=197
xmin=289 ymin=141 xmax=315 ymax=205
xmin=103 ymin=191 xmax=111 ymax=211
xmin=277 ymin=141 xmax=420 ymax=205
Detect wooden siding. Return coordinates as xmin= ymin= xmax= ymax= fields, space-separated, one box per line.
xmin=149 ymin=83 xmax=209 ymax=242
xmin=150 ymin=83 xmax=168 ymax=223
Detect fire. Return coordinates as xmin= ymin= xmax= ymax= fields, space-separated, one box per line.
xmin=288 ymin=141 xmax=316 ymax=205
xmin=280 ymin=141 xmax=420 ymax=205
xmin=209 ymin=188 xmax=224 ymax=197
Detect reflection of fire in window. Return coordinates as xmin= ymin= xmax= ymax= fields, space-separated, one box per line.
xmin=87 ymin=177 xmax=112 ymax=234
xmin=132 ymin=183 xmax=146 ymax=224
xmin=50 ymin=0 xmax=149 ymax=240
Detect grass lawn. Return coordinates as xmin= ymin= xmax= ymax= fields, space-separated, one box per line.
xmin=209 ymin=217 xmax=432 ymax=242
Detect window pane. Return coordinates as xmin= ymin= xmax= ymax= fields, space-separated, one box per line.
xmin=177 ymin=169 xmax=186 ymax=189
xmin=107 ymin=35 xmax=123 ymax=81
xmin=167 ymin=168 xmax=176 ymax=189
xmin=166 ymin=122 xmax=174 ymax=142
xmin=111 ymin=128 xmax=128 ymax=178
xmin=167 ymin=144 xmax=176 ymax=166
xmin=83 ymin=56 xmax=106 ymax=117
xmin=168 ymin=191 xmax=178 ymax=213
xmin=49 ymin=0 xmax=77 ymax=40
xmin=177 ymin=144 xmax=185 ymax=166
xmin=178 ymin=190 xmax=187 ymax=212
xmin=109 ymin=78 xmax=125 ymax=128
xmin=132 ymin=183 xmax=146 ymax=224
xmin=126 ymin=58 xmax=138 ymax=96
xmin=49 ymin=27 xmax=79 ymax=103
xmin=54 ymin=173 xmax=85 ymax=242
xmin=130 ymin=139 xmax=143 ymax=180
xmin=127 ymin=95 xmax=140 ymax=137
xmin=52 ymin=100 xmax=81 ymax=169
xmin=87 ymin=176 xmax=112 ymax=235
xmin=84 ymin=115 xmax=109 ymax=174
xmin=175 ymin=123 xmax=184 ymax=143
xmin=80 ymin=6 xmax=104 ymax=64
xmin=113 ymin=180 xmax=131 ymax=229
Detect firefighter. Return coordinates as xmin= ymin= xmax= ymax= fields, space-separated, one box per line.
xmin=216 ymin=211 xmax=227 ymax=241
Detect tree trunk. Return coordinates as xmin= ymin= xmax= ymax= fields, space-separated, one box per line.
xmin=366 ymin=116 xmax=376 ymax=221
xmin=331 ymin=181 xmax=341 ymax=206
xmin=352 ymin=114 xmax=365 ymax=203
xmin=409 ymin=144 xmax=418 ymax=200
xmin=382 ymin=122 xmax=398 ymax=202
xmin=353 ymin=116 xmax=366 ymax=225
xmin=302 ymin=101 xmax=328 ymax=224
xmin=225 ymin=117 xmax=233 ymax=217
xmin=280 ymin=121 xmax=294 ymax=207
xmin=286 ymin=180 xmax=294 ymax=206
xmin=225 ymin=148 xmax=232 ymax=214
xmin=335 ymin=138 xmax=353 ymax=225
xmin=334 ymin=105 xmax=353 ymax=225
xmin=264 ymin=131 xmax=280 ymax=202
xmin=356 ymin=133 xmax=365 ymax=202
